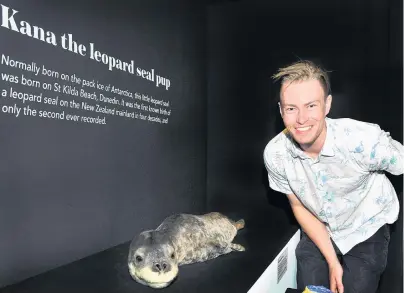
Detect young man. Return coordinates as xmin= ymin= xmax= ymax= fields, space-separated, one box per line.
xmin=263 ymin=60 xmax=403 ymax=293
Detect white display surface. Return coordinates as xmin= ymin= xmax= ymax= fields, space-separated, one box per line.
xmin=248 ymin=229 xmax=301 ymax=293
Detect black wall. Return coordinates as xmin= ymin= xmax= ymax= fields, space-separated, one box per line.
xmin=206 ymin=0 xmax=403 ymax=216
xmin=0 ymin=0 xmax=207 ymax=287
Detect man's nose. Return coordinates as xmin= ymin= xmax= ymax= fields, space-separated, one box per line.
xmin=297 ymin=109 xmax=309 ymax=124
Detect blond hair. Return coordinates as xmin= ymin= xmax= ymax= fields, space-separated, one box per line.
xmin=272 ymin=60 xmax=331 ymax=98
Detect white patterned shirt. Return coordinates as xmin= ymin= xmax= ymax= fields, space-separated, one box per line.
xmin=263 ymin=117 xmax=403 ymax=254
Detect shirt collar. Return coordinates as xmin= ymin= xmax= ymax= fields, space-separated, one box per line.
xmin=284 ymin=117 xmax=335 ymax=159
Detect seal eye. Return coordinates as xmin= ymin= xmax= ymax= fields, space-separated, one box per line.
xmin=135 ymin=255 xmax=143 ymax=262
xmin=171 ymin=253 xmax=175 ymax=259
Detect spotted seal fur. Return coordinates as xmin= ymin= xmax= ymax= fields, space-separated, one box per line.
xmin=127 ymin=212 xmax=245 ymax=289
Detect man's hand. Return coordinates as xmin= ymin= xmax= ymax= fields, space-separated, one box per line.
xmin=286 ymin=193 xmax=344 ymax=292
xmin=329 ymin=260 xmax=344 ymax=293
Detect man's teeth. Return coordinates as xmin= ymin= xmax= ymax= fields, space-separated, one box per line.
xmin=296 ymin=126 xmax=312 ymax=131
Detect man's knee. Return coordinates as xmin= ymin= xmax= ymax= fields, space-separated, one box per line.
xmin=295 ymin=237 xmax=328 ymax=273
xmin=295 ymin=233 xmax=324 ymax=261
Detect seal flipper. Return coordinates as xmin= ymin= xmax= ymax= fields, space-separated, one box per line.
xmin=229 ymin=243 xmax=245 ymax=251
xmin=234 ymin=219 xmax=245 ymax=230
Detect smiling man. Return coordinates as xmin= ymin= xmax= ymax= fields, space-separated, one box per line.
xmin=263 ymin=60 xmax=403 ymax=293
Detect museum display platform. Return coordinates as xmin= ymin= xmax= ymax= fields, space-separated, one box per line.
xmin=0 ymin=208 xmax=300 ymax=293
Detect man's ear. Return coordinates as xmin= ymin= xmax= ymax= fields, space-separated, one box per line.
xmin=278 ymin=102 xmax=283 ymax=117
xmin=325 ymin=94 xmax=332 ymax=115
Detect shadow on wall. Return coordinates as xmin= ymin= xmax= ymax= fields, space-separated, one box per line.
xmin=261 ymin=167 xmax=298 ymax=227
xmin=260 ymin=80 xmax=297 ymax=227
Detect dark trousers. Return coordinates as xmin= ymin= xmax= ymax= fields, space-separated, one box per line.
xmin=295 ymin=224 xmax=391 ymax=293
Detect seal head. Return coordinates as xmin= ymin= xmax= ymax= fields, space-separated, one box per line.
xmin=128 ymin=230 xmax=179 ymax=289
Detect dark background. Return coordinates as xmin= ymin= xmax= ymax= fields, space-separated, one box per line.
xmin=0 ymin=0 xmax=402 ymax=290
xmin=206 ymin=0 xmax=403 ymax=214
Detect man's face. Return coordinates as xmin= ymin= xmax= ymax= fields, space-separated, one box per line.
xmin=279 ymin=78 xmax=332 ymax=149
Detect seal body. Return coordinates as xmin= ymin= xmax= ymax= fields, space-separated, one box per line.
xmin=127 ymin=212 xmax=245 ymax=289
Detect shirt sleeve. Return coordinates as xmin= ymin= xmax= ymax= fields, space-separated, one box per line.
xmin=356 ymin=124 xmax=404 ymax=175
xmin=263 ymin=149 xmax=293 ymax=195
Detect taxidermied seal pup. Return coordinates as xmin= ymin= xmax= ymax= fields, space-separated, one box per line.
xmin=127 ymin=212 xmax=245 ymax=289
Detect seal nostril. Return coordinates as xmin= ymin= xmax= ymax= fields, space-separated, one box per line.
xmin=162 ymin=262 xmax=167 ymax=270
xmin=155 ymin=263 xmax=161 ymax=271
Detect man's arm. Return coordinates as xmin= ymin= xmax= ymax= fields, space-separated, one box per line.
xmin=356 ymin=124 xmax=404 ymax=175
xmin=263 ymin=145 xmax=339 ymax=264
xmin=287 ymin=193 xmax=339 ymax=266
